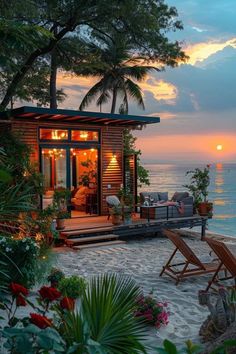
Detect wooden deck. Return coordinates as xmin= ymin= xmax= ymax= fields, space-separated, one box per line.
xmin=62 ymin=214 xmax=208 ymax=241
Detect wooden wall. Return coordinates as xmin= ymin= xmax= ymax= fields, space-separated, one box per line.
xmin=10 ymin=119 xmax=124 ymax=215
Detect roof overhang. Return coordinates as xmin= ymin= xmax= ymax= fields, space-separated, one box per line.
xmin=0 ymin=106 xmax=160 ymax=127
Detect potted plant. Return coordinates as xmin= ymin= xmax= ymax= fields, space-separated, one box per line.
xmin=110 ymin=205 xmax=122 ymax=225
xmin=56 ymin=210 xmax=70 ymax=230
xmin=183 ymin=164 xmax=213 ymax=216
xmin=118 ymin=188 xmax=133 ymax=224
xmin=53 ymin=188 xmax=71 ymax=210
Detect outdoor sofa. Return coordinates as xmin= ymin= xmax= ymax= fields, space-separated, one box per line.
xmin=140 ymin=191 xmax=194 ymax=219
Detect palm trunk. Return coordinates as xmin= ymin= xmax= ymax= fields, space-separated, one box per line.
xmin=111 ymin=88 xmax=117 ymax=114
xmin=49 ymin=50 xmax=58 ymax=109
xmin=0 ymin=24 xmax=75 ymax=110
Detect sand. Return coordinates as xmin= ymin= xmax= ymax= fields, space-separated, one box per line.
xmin=55 ymin=232 xmax=236 ymax=352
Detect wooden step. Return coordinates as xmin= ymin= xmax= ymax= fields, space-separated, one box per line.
xmin=66 ymin=234 xmax=119 ymax=246
xmin=73 ymin=240 xmax=126 ymax=250
xmin=61 ymin=226 xmax=113 ymax=238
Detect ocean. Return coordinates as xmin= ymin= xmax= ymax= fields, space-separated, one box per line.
xmin=140 ymin=163 xmax=236 ymax=237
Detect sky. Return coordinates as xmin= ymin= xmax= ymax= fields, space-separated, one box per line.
xmin=57 ymin=0 xmax=236 ymax=163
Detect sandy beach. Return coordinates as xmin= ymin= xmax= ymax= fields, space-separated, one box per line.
xmin=55 ymin=232 xmax=236 ymax=352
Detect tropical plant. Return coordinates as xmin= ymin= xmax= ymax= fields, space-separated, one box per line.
xmin=53 ymin=188 xmax=71 ymax=211
xmin=0 ymin=0 xmax=187 ymax=110
xmin=156 ymin=339 xmax=201 ymax=354
xmin=61 ymin=274 xmax=147 ymax=353
xmin=79 ymin=34 xmax=158 ymax=114
xmin=183 ymin=165 xmax=211 ymax=207
xmin=1 ymin=274 xmax=147 ymax=353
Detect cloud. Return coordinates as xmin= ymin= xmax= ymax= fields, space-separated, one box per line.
xmin=185 ymin=37 xmax=236 ymax=65
xmin=142 ymin=78 xmax=178 ymax=104
xmin=192 ymin=26 xmax=207 ymax=33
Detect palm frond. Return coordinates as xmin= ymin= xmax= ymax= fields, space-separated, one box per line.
xmin=79 ymin=80 xmax=105 ymax=111
xmin=125 ymin=79 xmax=145 ymax=110
xmin=120 ymin=66 xmax=158 ymax=81
xmin=81 ymin=274 xmax=147 ymax=353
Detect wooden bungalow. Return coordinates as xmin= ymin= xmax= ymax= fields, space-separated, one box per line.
xmin=0 ymin=106 xmax=160 ymax=218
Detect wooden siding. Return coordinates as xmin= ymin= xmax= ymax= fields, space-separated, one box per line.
xmin=10 ymin=119 xmax=124 ymax=215
xmin=100 ymin=126 xmax=124 ymax=214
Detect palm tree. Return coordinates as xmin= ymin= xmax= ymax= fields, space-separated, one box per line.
xmin=79 ymin=35 xmax=159 ymax=114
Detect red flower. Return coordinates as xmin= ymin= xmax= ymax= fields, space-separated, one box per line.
xmin=9 ymin=283 xmax=29 ymax=297
xmin=30 ymin=313 xmax=52 ymax=329
xmin=16 ymin=294 xmax=27 ymax=306
xmin=39 ymin=286 xmax=61 ymax=301
xmin=60 ymin=296 xmax=75 ymax=310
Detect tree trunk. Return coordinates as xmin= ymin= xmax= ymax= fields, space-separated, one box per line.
xmin=0 ymin=24 xmax=75 ymax=110
xmin=49 ymin=50 xmax=58 ymax=109
xmin=111 ymin=88 xmax=117 ymax=114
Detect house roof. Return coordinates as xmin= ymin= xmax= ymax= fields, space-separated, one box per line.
xmin=0 ymin=106 xmax=160 ymax=127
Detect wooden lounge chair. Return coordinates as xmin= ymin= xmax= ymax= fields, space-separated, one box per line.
xmin=160 ymin=229 xmax=222 ymax=285
xmin=205 ymin=238 xmax=236 ymax=291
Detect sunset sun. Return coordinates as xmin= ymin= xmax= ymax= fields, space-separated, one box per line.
xmin=216 ymin=144 xmax=223 ymax=151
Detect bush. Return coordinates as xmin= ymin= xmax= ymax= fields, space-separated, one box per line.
xmin=0 ymin=236 xmax=39 ymax=287
xmin=58 ymin=275 xmax=87 ymax=299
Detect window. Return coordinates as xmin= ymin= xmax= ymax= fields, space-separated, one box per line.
xmin=71 ymin=130 xmax=99 ymax=142
xmin=40 ymin=128 xmax=68 ymax=140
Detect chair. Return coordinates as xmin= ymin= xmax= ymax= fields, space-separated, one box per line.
xmin=160 ymin=229 xmax=222 ymax=285
xmin=205 ymin=238 xmax=236 ymax=291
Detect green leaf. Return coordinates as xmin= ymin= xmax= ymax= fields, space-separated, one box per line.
xmin=163 ymin=339 xmax=178 ymax=354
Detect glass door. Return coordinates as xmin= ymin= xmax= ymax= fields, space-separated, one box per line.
xmin=70 ymin=148 xmax=98 ymax=217
xmin=41 ymin=148 xmax=67 ymax=209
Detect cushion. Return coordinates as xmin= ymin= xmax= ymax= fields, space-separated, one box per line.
xmin=171 ymin=192 xmax=189 ymax=202
xmin=158 ymin=192 xmax=168 ymax=201
xmin=140 ymin=192 xmax=160 ymax=204
xmin=106 ymin=195 xmax=120 ymax=207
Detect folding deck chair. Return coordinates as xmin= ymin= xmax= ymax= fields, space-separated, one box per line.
xmin=205 ymin=238 xmax=236 ymax=291
xmin=160 ymin=229 xmax=222 ymax=285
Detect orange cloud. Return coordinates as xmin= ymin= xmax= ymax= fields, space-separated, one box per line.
xmin=186 ymin=37 xmax=236 ymax=65
xmin=142 ymin=78 xmax=178 ymax=104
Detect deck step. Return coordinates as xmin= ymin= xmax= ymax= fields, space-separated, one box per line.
xmin=66 ymin=233 xmax=119 ymax=246
xmin=61 ymin=226 xmax=113 ymax=238
xmin=73 ymin=240 xmax=126 ymax=250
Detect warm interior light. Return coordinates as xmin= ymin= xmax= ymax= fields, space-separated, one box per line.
xmin=216 ymin=144 xmax=223 ymax=151
xmin=83 ymin=152 xmax=87 ymax=156
xmin=80 ymin=131 xmax=88 ymax=139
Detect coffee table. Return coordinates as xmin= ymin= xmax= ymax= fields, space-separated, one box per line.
xmin=140 ymin=204 xmax=170 ymax=222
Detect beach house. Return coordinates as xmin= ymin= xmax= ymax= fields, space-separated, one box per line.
xmin=0 ymin=106 xmax=160 ymax=218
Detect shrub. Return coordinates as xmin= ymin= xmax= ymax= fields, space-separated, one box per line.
xmin=58 ymin=275 xmax=87 ymax=299
xmin=0 ymin=236 xmax=40 ymax=287
xmin=47 ymin=267 xmax=65 ymax=286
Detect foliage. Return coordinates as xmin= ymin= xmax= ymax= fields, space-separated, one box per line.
xmin=3 ymin=325 xmax=66 ymax=354
xmin=47 ymin=268 xmax=65 ymax=285
xmin=58 ymin=275 xmax=87 ymax=299
xmin=156 ymin=339 xmax=201 ymax=354
xmin=124 ymin=129 xmax=150 ymax=187
xmin=61 ymin=274 xmax=147 ymax=353
xmin=80 ymin=159 xmax=97 ymax=187
xmin=53 ymin=188 xmax=71 ymax=209
xmin=183 ymin=165 xmax=211 ymax=206
xmin=118 ymin=187 xmax=134 ymax=206
xmin=135 ymin=294 xmax=169 ymax=329
xmin=0 ymin=0 xmax=187 ymax=109
xmin=0 ymin=236 xmax=40 ymax=287
xmin=110 ymin=205 xmax=123 ymax=216
xmin=79 ymin=33 xmax=158 ymax=113
xmin=1 ymin=273 xmax=147 ymax=353
xmin=56 ymin=210 xmax=70 ymax=219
